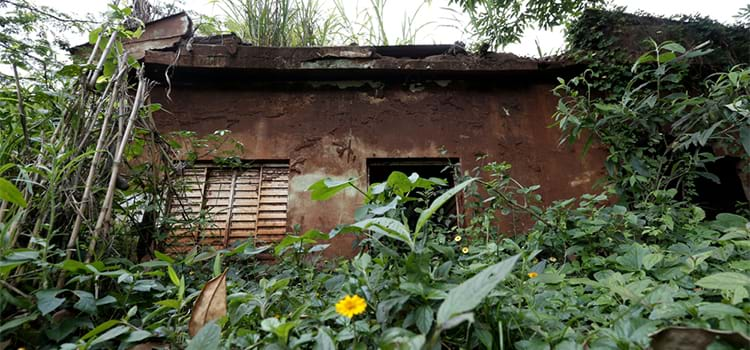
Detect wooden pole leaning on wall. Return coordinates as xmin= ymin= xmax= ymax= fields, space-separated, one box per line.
xmin=85 ymin=69 xmax=147 ymax=263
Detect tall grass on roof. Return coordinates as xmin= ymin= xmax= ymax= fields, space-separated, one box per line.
xmin=215 ymin=0 xmax=433 ymax=46
xmin=215 ymin=0 xmax=341 ymax=46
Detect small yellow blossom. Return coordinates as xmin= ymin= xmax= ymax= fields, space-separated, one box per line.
xmin=335 ymin=295 xmax=367 ymax=318
xmin=454 ymin=235 xmax=462 ymax=242
xmin=549 ymin=257 xmax=557 ymax=263
xmin=527 ymin=272 xmax=539 ymax=279
xmin=461 ymin=247 xmax=469 ymax=254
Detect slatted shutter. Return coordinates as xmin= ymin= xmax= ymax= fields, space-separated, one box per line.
xmin=166 ymin=162 xmax=289 ymax=252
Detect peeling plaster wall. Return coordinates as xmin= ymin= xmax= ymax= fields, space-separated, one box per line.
xmin=152 ymin=80 xmax=607 ymax=257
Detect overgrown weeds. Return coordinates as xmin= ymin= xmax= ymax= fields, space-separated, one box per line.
xmin=2 ymin=1 xmax=750 ymax=349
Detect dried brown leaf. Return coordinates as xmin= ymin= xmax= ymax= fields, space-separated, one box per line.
xmin=128 ymin=342 xmax=170 ymax=350
xmin=188 ymin=270 xmax=228 ymax=337
xmin=650 ymin=326 xmax=750 ymax=350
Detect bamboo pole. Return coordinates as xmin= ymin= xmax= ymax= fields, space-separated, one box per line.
xmin=6 ymin=27 xmax=108 ymax=248
xmin=88 ymin=30 xmax=118 ymax=89
xmin=58 ymin=66 xmax=125 ymax=288
xmin=85 ymin=70 xmax=146 ymax=263
xmin=12 ymin=64 xmax=29 ymax=146
xmin=0 ymin=200 xmax=7 ymax=224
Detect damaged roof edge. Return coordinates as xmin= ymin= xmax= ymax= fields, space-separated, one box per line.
xmin=143 ymin=45 xmax=580 ymax=82
xmin=136 ymin=13 xmax=580 ymax=82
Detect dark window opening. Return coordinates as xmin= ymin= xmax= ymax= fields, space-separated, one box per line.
xmin=693 ymin=156 xmax=747 ymax=219
xmin=367 ymin=158 xmax=460 ymax=228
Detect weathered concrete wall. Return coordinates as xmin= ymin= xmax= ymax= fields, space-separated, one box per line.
xmin=152 ymin=79 xmax=606 ymax=257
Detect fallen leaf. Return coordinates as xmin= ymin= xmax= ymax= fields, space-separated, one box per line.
xmin=650 ymin=326 xmax=750 ymax=350
xmin=188 ymin=270 xmax=227 ymax=337
xmin=128 ymin=342 xmax=170 ymax=350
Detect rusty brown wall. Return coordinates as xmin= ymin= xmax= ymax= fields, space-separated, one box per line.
xmin=152 ymin=79 xmax=606 ymax=257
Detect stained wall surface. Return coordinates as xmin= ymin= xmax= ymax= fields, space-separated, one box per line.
xmin=152 ymin=79 xmax=607 ymax=257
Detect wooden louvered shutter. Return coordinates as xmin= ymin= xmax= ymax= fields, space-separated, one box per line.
xmin=166 ymin=166 xmax=207 ymax=253
xmin=255 ymin=164 xmax=289 ymax=243
xmin=166 ymin=163 xmax=289 ymax=252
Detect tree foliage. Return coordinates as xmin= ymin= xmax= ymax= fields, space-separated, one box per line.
xmin=449 ymin=0 xmax=608 ymax=48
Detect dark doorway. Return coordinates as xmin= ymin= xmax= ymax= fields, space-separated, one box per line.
xmin=367 ymin=158 xmax=458 ymax=186
xmin=693 ymin=156 xmax=748 ymax=218
xmin=367 ymin=158 xmax=460 ymax=228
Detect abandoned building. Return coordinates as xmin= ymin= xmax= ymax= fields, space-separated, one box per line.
xmin=120 ymin=13 xmax=612 ymax=256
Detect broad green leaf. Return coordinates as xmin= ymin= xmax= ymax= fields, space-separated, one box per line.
xmin=370 ymin=197 xmax=400 ymax=215
xmin=167 ymin=265 xmax=180 ymax=287
xmin=88 ymin=27 xmax=102 ymax=45
xmin=414 ymin=178 xmax=477 ymax=237
xmin=272 ymin=320 xmax=299 ymax=344
xmin=81 ymin=320 xmax=120 ymax=341
xmin=308 ymin=177 xmax=357 ymax=201
xmin=697 ymin=302 xmax=745 ymax=319
xmin=154 ymin=250 xmax=175 ymax=264
xmin=186 ymin=321 xmax=221 ymax=350
xmin=351 ymin=217 xmax=413 ymax=249
xmin=732 ymin=286 xmax=749 ymax=305
xmin=0 ymin=313 xmax=38 ymax=336
xmin=125 ymin=330 xmax=152 ymax=343
xmin=387 ymin=171 xmax=414 ymax=196
xmin=740 ymin=127 xmax=750 ymax=158
xmin=438 ymin=312 xmax=475 ymax=331
xmin=314 ymin=328 xmax=336 ymax=350
xmin=696 ymin=272 xmax=750 ymax=290
xmin=36 ymin=289 xmax=66 ymax=316
xmin=532 ymin=272 xmax=564 ymax=284
xmin=0 ymin=250 xmax=38 ymax=274
xmin=437 ymin=254 xmax=519 ymax=325
xmin=59 ymin=259 xmax=87 ymax=272
xmin=156 ymin=299 xmax=180 ymax=309
xmin=301 ymin=229 xmax=328 ymax=241
xmin=714 ymin=213 xmax=749 ymax=229
xmin=0 ymin=163 xmax=15 ymax=176
xmin=649 ymin=303 xmax=688 ymax=320
xmin=275 ymin=235 xmax=303 ymax=255
xmin=415 ymin=305 xmax=434 ymax=334
xmin=261 ymin=317 xmax=281 ymax=332
xmin=96 ymin=295 xmax=117 ymax=306
xmin=73 ymin=290 xmax=96 ymax=314
xmin=90 ymin=325 xmax=129 ymax=346
xmin=0 ymin=177 xmax=26 ymax=208
xmin=643 ymin=253 xmax=663 ymax=270
xmin=662 ymin=42 xmax=686 ymax=53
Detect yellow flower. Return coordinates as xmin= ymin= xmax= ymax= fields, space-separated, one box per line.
xmin=461 ymin=247 xmax=469 ymax=254
xmin=454 ymin=235 xmax=462 ymax=242
xmin=527 ymin=272 xmax=538 ymax=279
xmin=335 ymin=295 xmax=367 ymax=318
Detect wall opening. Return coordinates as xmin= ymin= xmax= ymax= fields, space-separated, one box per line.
xmin=693 ymin=156 xmax=748 ymax=219
xmin=367 ymin=158 xmax=460 ymax=227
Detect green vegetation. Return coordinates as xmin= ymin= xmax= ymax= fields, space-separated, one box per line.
xmin=449 ymin=0 xmax=608 ymax=49
xmin=210 ymin=0 xmax=432 ymax=46
xmin=1 ymin=0 xmax=750 ymax=349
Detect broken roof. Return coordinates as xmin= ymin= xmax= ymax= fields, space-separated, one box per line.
xmin=121 ymin=12 xmax=579 ymax=83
